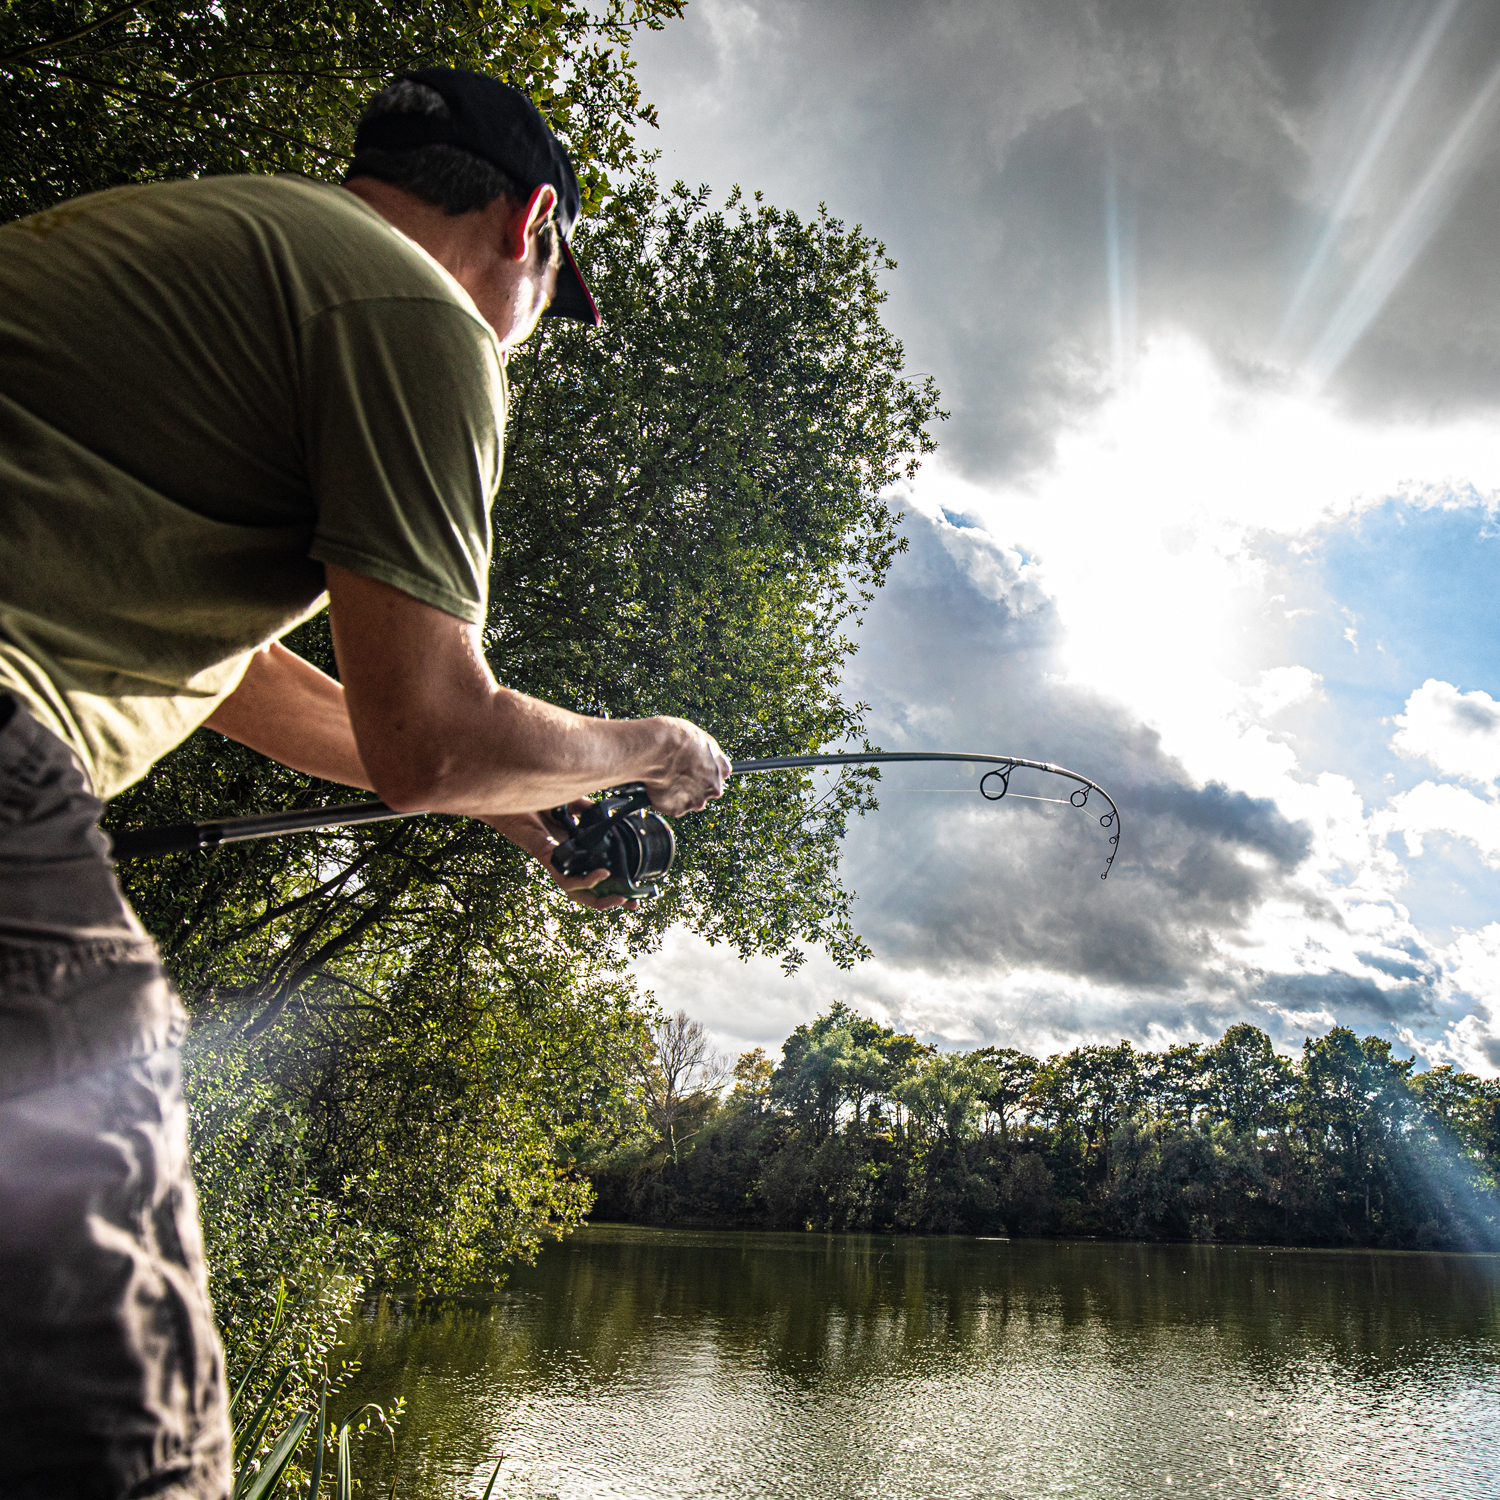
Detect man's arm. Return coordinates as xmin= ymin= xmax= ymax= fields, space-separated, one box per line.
xmin=323 ymin=564 xmax=728 ymax=816
xmin=202 ymin=566 xmax=729 ymax=907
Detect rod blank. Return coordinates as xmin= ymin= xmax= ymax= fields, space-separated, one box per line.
xmin=108 ymin=751 xmax=1122 ymax=877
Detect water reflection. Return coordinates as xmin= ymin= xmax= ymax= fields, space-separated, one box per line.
xmin=339 ymin=1226 xmax=1500 ymax=1499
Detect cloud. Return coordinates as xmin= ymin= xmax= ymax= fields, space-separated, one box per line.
xmin=626 ymin=3 xmax=1500 ymax=1078
xmin=1380 ymin=782 xmax=1500 ymax=867
xmin=635 ymin=0 xmax=1500 ymax=481
xmin=1392 ymin=678 xmax=1500 ymax=786
xmin=833 ymin=510 xmax=1314 ymax=989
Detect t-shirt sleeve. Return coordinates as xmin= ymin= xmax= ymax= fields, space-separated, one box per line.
xmin=299 ymin=298 xmax=506 ymax=624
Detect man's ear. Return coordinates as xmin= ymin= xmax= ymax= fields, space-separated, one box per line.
xmin=505 ymin=182 xmax=558 ymax=262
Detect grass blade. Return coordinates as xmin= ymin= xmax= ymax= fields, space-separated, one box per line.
xmin=228 ymin=1281 xmax=289 ymax=1420
xmin=336 ymin=1422 xmax=353 ymax=1500
xmin=480 ymin=1455 xmax=505 ymax=1499
xmin=308 ymin=1386 xmax=328 ymax=1497
xmin=233 ymin=1367 xmax=291 ymax=1472
xmin=236 ymin=1411 xmax=312 ymax=1500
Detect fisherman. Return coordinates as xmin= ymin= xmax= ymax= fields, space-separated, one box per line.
xmin=0 ymin=68 xmax=729 ymax=1496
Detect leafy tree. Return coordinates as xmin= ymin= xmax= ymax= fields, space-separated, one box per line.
xmin=968 ymin=1047 xmax=1039 ymax=1141
xmin=730 ymin=1047 xmax=775 ymax=1116
xmin=896 ymin=1053 xmax=981 ymax=1145
xmin=1410 ymin=1064 xmax=1500 ymax=1183
xmin=1027 ymin=1041 xmax=1144 ymax=1179
xmin=0 ymin=0 xmax=682 ymax=220
xmin=1294 ymin=1028 xmax=1417 ymax=1234
xmin=1202 ymin=1023 xmax=1293 ymax=1134
xmin=1143 ymin=1043 xmax=1206 ymax=1129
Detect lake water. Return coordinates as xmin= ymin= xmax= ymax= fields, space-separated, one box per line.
xmin=338 ymin=1224 xmax=1500 ymax=1499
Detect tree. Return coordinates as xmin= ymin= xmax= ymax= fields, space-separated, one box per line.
xmin=1202 ymin=1024 xmax=1293 ymax=1135
xmin=1028 ymin=1042 xmax=1144 ymax=1179
xmin=1143 ymin=1043 xmax=1206 ymax=1129
xmin=969 ymin=1047 xmax=1040 ymax=1141
xmin=730 ymin=1047 xmax=775 ymax=1116
xmin=585 ymin=1009 xmax=1500 ymax=1249
xmin=638 ymin=1010 xmax=726 ymax=1163
xmin=1294 ymin=1028 xmax=1418 ymax=1237
xmin=1 ymin=0 xmax=682 ymax=221
xmin=1410 ymin=1065 xmax=1500 ymax=1183
xmin=896 ymin=1054 xmax=981 ymax=1145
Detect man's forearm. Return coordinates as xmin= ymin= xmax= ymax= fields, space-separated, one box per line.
xmin=204 ymin=642 xmax=374 ymax=789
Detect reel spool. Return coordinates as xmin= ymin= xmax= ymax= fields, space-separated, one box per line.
xmin=548 ymin=784 xmax=676 ymax=898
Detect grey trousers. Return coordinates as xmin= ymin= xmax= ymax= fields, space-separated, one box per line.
xmin=0 ymin=697 xmax=230 ymax=1498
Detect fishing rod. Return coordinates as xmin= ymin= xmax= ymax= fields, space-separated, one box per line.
xmin=107 ymin=751 xmax=1122 ymax=892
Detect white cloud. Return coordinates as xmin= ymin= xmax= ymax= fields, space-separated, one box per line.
xmin=1392 ymin=678 xmax=1500 ymax=786
xmin=1248 ymin=665 xmax=1324 ymax=718
xmin=1379 ymin=781 xmax=1500 ymax=866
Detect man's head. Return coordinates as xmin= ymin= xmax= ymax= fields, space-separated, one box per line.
xmin=345 ymin=70 xmax=599 ymax=347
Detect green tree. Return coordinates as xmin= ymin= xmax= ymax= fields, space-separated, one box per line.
xmin=1293 ymin=1028 xmax=1417 ymax=1238
xmin=968 ymin=1047 xmax=1039 ymax=1142
xmin=1143 ymin=1043 xmax=1206 ymax=1129
xmin=730 ymin=1047 xmax=775 ymax=1116
xmin=896 ymin=1053 xmax=981 ymax=1145
xmin=583 ymin=1009 xmax=1500 ymax=1250
xmin=0 ymin=0 xmax=682 ymax=220
xmin=1202 ymin=1024 xmax=1293 ymax=1134
xmin=1028 ymin=1041 xmax=1143 ymax=1180
xmin=1410 ymin=1064 xmax=1500 ymax=1184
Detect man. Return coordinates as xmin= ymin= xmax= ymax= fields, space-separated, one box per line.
xmin=0 ymin=68 xmax=729 ymax=1497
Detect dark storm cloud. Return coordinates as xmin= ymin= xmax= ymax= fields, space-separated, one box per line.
xmin=832 ymin=511 xmax=1312 ymax=987
xmin=1256 ymin=970 xmax=1438 ymax=1024
xmin=635 ymin=0 xmax=1500 ymax=477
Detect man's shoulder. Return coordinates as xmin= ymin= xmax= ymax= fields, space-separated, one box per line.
xmin=171 ymin=175 xmax=473 ymax=316
xmin=6 ymin=174 xmax=479 ymax=325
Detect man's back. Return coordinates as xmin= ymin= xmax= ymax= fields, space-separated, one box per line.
xmin=0 ymin=174 xmax=506 ymax=797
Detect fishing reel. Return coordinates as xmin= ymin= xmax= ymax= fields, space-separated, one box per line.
xmin=548 ymin=784 xmax=676 ymax=899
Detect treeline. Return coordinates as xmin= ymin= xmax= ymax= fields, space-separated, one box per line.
xmin=589 ymin=1003 xmax=1500 ymax=1250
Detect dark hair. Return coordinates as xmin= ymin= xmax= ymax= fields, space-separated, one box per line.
xmin=347 ymin=80 xmax=560 ymax=268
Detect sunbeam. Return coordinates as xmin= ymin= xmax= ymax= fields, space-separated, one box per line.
xmin=1303 ymin=50 xmax=1500 ymax=389
xmin=1277 ymin=0 xmax=1464 ymax=350
xmin=1103 ymin=151 xmax=1137 ymax=389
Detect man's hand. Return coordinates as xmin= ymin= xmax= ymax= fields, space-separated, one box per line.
xmin=639 ymin=716 xmax=732 ymax=816
xmin=483 ymin=806 xmax=641 ymax=911
xmin=204 ymin=570 xmax=732 ymax=905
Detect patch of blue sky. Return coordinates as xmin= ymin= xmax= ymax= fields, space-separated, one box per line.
xmin=1266 ymin=495 xmax=1500 ymax=941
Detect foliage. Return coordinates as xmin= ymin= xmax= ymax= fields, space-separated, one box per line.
xmin=229 ymin=1329 xmax=404 ymax=1500
xmin=0 ymin=0 xmax=683 ymax=221
xmin=589 ymin=1011 xmax=1500 ymax=1251
xmin=493 ymin=176 xmax=942 ymax=970
xmin=187 ymin=1029 xmax=375 ymax=1428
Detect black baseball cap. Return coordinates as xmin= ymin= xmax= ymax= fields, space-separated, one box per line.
xmin=355 ymin=67 xmax=600 ymax=325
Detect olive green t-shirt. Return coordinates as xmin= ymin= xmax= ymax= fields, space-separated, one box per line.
xmin=0 ymin=174 xmax=507 ymax=798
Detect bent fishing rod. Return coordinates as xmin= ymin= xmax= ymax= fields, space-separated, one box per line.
xmin=108 ymin=751 xmax=1122 ymax=892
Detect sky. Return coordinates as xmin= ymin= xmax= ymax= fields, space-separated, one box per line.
xmin=623 ymin=0 xmax=1500 ymax=1076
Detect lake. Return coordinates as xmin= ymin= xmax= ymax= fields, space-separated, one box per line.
xmin=337 ymin=1224 xmax=1500 ymax=1499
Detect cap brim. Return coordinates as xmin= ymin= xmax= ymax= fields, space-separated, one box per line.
xmin=544 ymin=236 xmax=600 ymax=325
